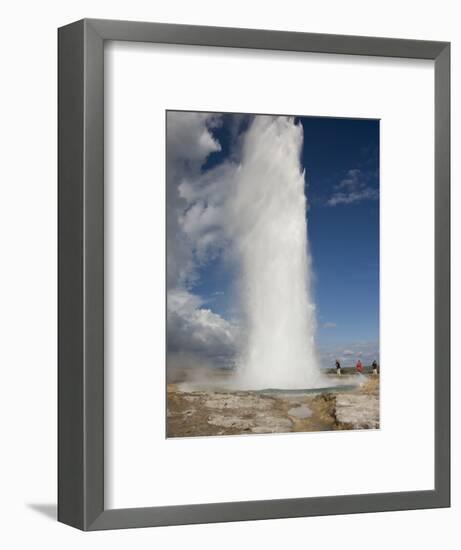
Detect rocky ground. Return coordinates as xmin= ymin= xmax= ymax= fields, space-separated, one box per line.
xmin=167 ymin=375 xmax=379 ymax=437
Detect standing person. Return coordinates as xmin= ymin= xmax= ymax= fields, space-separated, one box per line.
xmin=372 ymin=360 xmax=379 ymax=375
xmin=335 ymin=359 xmax=341 ymax=376
xmin=355 ymin=359 xmax=363 ymax=373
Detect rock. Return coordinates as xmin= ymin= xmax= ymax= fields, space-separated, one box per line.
xmin=335 ymin=394 xmax=379 ymax=429
xmin=207 ymin=414 xmax=254 ymax=430
xmin=168 ymin=378 xmax=380 ymax=437
xmin=251 ymin=416 xmax=293 ymax=433
xmin=204 ymin=394 xmax=272 ymax=410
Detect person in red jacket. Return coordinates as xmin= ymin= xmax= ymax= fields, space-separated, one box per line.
xmin=355 ymin=359 xmax=364 ymax=373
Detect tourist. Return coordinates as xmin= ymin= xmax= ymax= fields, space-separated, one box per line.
xmin=335 ymin=359 xmax=341 ymax=376
xmin=355 ymin=359 xmax=363 ymax=373
xmin=372 ymin=360 xmax=379 ymax=375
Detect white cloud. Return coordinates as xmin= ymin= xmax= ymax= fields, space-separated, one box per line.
xmin=326 ymin=168 xmax=378 ymax=206
xmin=177 ymin=162 xmax=239 ymax=265
xmin=167 ymin=111 xmax=221 ymax=163
xmin=166 ymin=112 xmax=241 ymax=368
xmin=167 ymin=112 xmax=241 ymax=287
xmin=167 ymin=289 xmax=238 ymax=368
xmin=166 ymin=112 xmax=220 ymax=289
xmin=322 ymin=322 xmax=337 ymax=329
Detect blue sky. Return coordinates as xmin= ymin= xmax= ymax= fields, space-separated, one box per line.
xmin=300 ymin=117 xmax=380 ymax=350
xmin=167 ymin=112 xmax=379 ymax=369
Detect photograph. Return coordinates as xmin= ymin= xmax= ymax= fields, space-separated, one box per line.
xmin=166 ymin=110 xmax=380 ymax=437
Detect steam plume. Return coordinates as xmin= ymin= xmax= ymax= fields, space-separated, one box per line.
xmin=230 ymin=116 xmax=322 ymax=389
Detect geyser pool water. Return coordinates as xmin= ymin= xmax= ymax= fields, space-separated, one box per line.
xmin=230 ymin=116 xmax=324 ymax=390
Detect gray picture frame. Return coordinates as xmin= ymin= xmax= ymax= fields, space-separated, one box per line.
xmin=58 ymin=18 xmax=450 ymax=530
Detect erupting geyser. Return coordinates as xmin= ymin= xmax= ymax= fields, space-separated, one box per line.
xmin=231 ymin=116 xmax=323 ymax=389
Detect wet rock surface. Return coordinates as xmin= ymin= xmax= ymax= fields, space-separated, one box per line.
xmin=167 ymin=376 xmax=379 ymax=437
xmin=287 ymin=404 xmax=313 ymax=418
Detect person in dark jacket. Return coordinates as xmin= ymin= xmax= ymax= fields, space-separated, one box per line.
xmin=335 ymin=359 xmax=341 ymax=376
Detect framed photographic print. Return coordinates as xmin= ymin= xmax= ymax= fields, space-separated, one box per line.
xmin=58 ymin=19 xmax=450 ymax=530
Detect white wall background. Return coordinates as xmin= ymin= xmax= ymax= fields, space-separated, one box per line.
xmin=0 ymin=0 xmax=458 ymax=548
